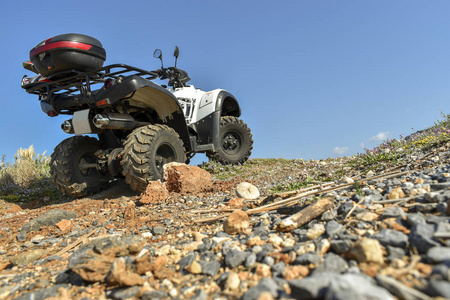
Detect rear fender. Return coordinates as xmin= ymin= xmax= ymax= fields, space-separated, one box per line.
xmin=119 ymin=77 xmax=191 ymax=150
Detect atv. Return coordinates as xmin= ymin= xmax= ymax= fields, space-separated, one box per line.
xmin=21 ymin=33 xmax=253 ymax=197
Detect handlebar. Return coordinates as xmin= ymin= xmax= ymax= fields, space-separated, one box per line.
xmin=154 ymin=67 xmax=190 ymax=89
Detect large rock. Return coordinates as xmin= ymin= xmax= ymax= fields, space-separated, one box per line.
xmin=140 ymin=180 xmax=169 ymax=204
xmin=21 ymin=209 xmax=77 ymax=232
xmin=163 ymin=163 xmax=212 ymax=194
xmin=68 ymin=236 xmax=145 ymax=282
xmin=106 ymin=257 xmax=145 ymax=286
xmin=8 ymin=249 xmax=44 ymax=266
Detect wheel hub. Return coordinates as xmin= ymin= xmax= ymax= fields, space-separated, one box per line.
xmin=155 ymin=143 xmax=176 ymax=174
xmin=222 ymin=132 xmax=241 ymax=154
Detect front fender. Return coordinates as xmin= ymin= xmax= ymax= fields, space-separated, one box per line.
xmin=215 ymin=90 xmax=241 ymax=117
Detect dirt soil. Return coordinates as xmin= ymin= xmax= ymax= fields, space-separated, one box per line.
xmin=0 ymin=145 xmax=448 ymax=299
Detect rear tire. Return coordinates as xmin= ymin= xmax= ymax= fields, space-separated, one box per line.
xmin=120 ymin=124 xmax=186 ymax=192
xmin=207 ymin=116 xmax=253 ymax=165
xmin=50 ymin=136 xmax=108 ymax=197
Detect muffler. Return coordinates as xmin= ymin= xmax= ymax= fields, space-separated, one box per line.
xmin=93 ymin=113 xmax=140 ymax=130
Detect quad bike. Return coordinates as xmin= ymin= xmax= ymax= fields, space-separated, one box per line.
xmin=21 ymin=33 xmax=253 ymax=196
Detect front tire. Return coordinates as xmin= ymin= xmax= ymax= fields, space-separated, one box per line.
xmin=120 ymin=124 xmax=186 ymax=192
xmin=207 ymin=116 xmax=253 ymax=165
xmin=50 ymin=136 xmax=108 ymax=197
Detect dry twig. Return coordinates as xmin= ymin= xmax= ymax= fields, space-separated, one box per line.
xmin=276 ymin=198 xmax=333 ymax=232
xmin=54 ymin=228 xmax=97 ymax=257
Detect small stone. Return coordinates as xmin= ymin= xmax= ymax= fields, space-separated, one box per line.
xmin=409 ymin=223 xmax=439 ymax=254
xmin=295 ymin=242 xmax=316 ymax=256
xmin=331 ymin=239 xmax=352 ymax=254
xmin=110 ymin=286 xmax=140 ymax=300
xmin=224 ymin=272 xmax=240 ymax=290
xmin=262 ymin=256 xmax=275 ymax=267
xmin=348 ymin=237 xmax=385 ymax=264
xmin=376 ymin=274 xmax=434 ymax=300
xmin=414 ymin=178 xmax=424 ymax=184
xmin=310 ymin=239 xmax=326 ymax=257
xmin=192 ymin=232 xmax=207 ymax=242
xmin=386 ymin=187 xmax=405 ymax=200
xmin=177 ymin=254 xmax=197 ymax=270
xmin=12 ymin=284 xmax=70 ymax=300
xmin=227 ymin=197 xmax=244 ymax=207
xmin=307 ymin=223 xmax=326 ymax=240
xmin=379 ymin=206 xmax=406 ymax=219
xmin=142 ymin=290 xmax=170 ymax=300
xmin=152 ymin=226 xmax=166 ymax=235
xmin=241 ymin=278 xmax=279 ymax=300
xmin=341 ymin=176 xmax=354 ymax=184
xmin=56 ymin=219 xmax=72 ymax=232
xmin=271 ymin=261 xmax=285 ymax=274
xmin=424 ymin=192 xmax=441 ymax=203
xmin=386 ymin=246 xmax=406 ymax=262
xmin=294 ymin=252 xmax=322 ymax=266
xmin=255 ymin=263 xmax=272 ymax=277
xmin=289 ymin=272 xmax=339 ymax=299
xmin=0 ymin=286 xmax=12 ymax=299
xmin=281 ymin=238 xmax=296 ymax=248
xmin=30 ymin=235 xmax=45 ymax=244
xmin=225 ymin=250 xmax=248 ymax=268
xmin=199 ymin=260 xmax=220 ymax=276
xmin=267 ymin=234 xmax=283 ymax=247
xmin=256 ymin=292 xmax=275 ymax=300
xmin=326 ymin=273 xmax=395 ymax=300
xmin=372 ymin=229 xmax=409 ymax=248
xmin=223 ymin=210 xmax=250 ymax=235
xmin=17 ymin=232 xmax=26 ymax=242
xmin=140 ymin=181 xmax=169 ymax=204
xmin=236 ymin=182 xmax=260 ymax=200
xmin=426 ymin=280 xmax=450 ymax=298
xmin=185 ymin=261 xmax=202 ymax=274
xmin=106 ymin=257 xmax=145 ymax=287
xmin=427 ymin=246 xmax=450 ymax=263
xmin=355 ymin=211 xmax=379 ymax=222
xmin=312 ymin=252 xmax=348 ymax=274
xmin=245 ymin=252 xmax=257 ymax=268
xmin=325 ymin=220 xmax=344 ymax=237
xmin=283 ymin=265 xmax=309 ymax=280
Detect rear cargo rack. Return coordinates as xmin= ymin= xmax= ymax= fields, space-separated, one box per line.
xmin=24 ymin=64 xmax=158 ymax=98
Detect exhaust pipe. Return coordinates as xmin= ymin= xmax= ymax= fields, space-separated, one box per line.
xmin=93 ymin=113 xmax=141 ymax=130
xmin=61 ymin=119 xmax=74 ymax=134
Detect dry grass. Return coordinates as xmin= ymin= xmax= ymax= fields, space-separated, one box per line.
xmin=0 ymin=146 xmax=56 ymax=201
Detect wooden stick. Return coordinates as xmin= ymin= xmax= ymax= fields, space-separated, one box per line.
xmin=273 ymin=182 xmax=335 ymax=197
xmin=194 ymin=171 xmax=407 ymax=224
xmin=54 ymin=228 xmax=97 ymax=257
xmin=276 ymin=198 xmax=334 ymax=232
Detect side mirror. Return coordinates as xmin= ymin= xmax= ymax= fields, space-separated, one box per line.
xmin=153 ymin=49 xmax=163 ymax=68
xmin=174 ymin=46 xmax=179 ymax=68
xmin=153 ymin=49 xmax=162 ymax=59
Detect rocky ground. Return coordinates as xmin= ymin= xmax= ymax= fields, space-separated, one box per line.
xmin=0 ymin=142 xmax=449 ymax=300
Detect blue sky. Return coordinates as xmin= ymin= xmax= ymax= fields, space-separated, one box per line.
xmin=1 ymin=1 xmax=450 ymax=165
